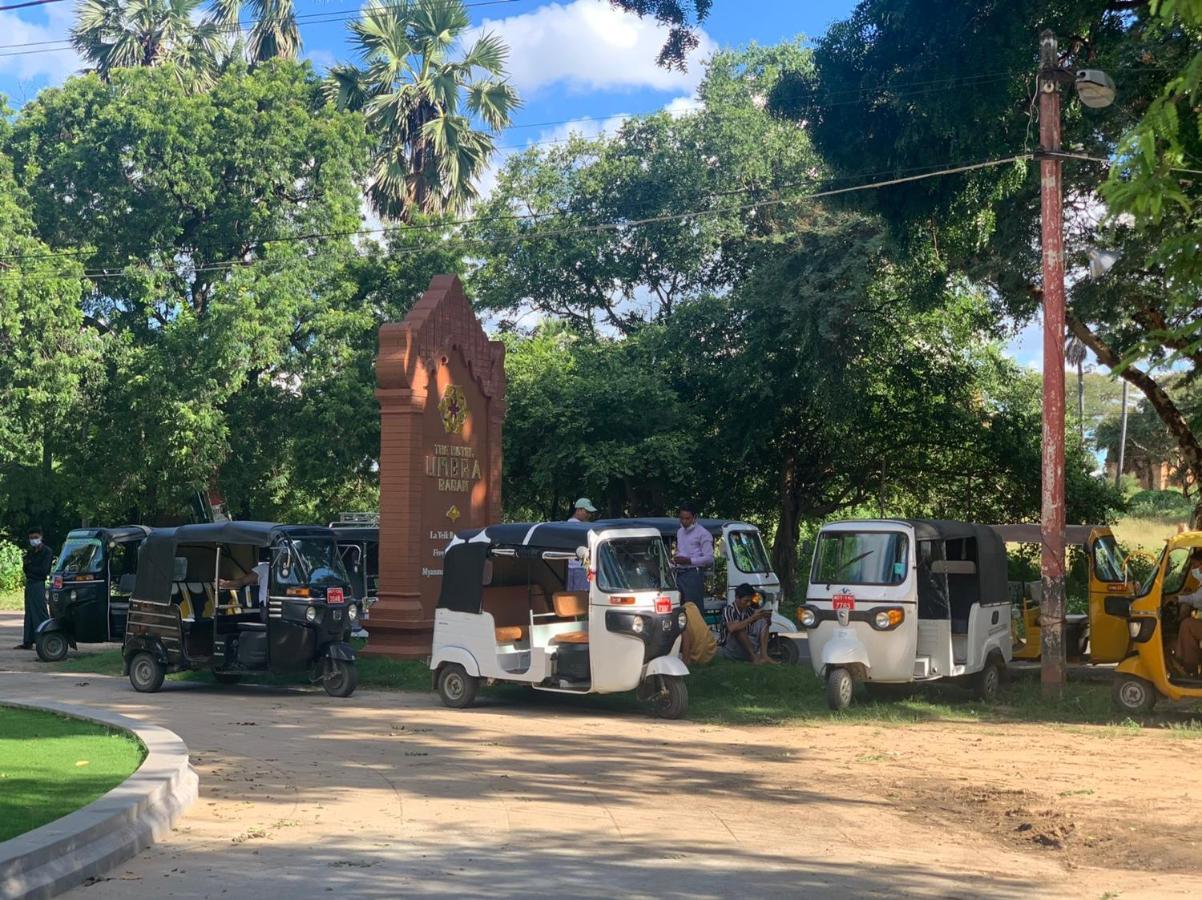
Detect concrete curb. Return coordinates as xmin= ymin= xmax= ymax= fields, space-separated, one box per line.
xmin=0 ymin=699 xmax=198 ymax=900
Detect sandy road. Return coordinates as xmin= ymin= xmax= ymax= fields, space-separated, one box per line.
xmin=1 ymin=610 xmax=1199 ymax=899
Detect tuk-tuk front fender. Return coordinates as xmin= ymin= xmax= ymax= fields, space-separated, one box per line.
xmin=35 ymin=618 xmax=75 ymax=647
xmin=320 ymin=641 xmax=356 ymax=662
xmin=818 ymin=630 xmax=871 ymax=676
xmin=642 ymin=655 xmax=689 ymax=680
xmin=769 ymin=612 xmax=798 ymax=634
xmin=431 ymin=646 xmax=481 ymax=678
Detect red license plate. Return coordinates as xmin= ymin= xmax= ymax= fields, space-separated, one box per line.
xmin=655 ymin=597 xmax=672 ymax=614
xmin=832 ymin=594 xmax=856 ymax=611
xmin=327 ymin=588 xmax=345 ymax=604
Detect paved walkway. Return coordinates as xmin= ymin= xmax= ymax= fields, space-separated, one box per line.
xmin=0 ymin=610 xmax=1194 ymax=899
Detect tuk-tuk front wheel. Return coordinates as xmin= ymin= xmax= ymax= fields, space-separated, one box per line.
xmin=1113 ymin=675 xmax=1157 ymax=715
xmin=129 ymin=652 xmax=166 ymax=693
xmin=650 ymin=675 xmax=688 ymax=720
xmin=36 ymin=631 xmax=69 ymax=663
xmin=322 ymin=660 xmax=358 ymax=698
xmin=437 ymin=663 xmax=479 ymax=709
xmin=827 ymin=667 xmax=854 ymax=711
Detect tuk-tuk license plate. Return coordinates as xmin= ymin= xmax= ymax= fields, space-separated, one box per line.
xmin=833 ymin=594 xmax=856 ymax=611
xmin=327 ymin=588 xmax=345 ymax=604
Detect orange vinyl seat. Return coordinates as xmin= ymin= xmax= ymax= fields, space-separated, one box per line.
xmin=550 ymin=630 xmax=589 ymax=645
xmin=552 ymin=592 xmax=589 ymax=618
xmin=494 ymin=625 xmax=527 ymax=643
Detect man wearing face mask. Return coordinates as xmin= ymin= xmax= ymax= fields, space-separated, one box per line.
xmin=15 ymin=527 xmax=53 ymax=650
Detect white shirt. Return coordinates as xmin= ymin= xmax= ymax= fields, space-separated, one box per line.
xmin=253 ymin=562 xmax=270 ymax=607
xmin=1179 ymin=567 xmax=1202 ymax=609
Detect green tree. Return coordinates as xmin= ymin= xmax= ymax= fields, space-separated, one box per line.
xmin=609 ymin=1 xmax=714 ymax=69
xmin=0 ymin=143 xmax=98 ymax=539
xmin=210 ymin=0 xmax=301 ymax=63
xmin=776 ymin=0 xmax=1202 ymax=522
xmin=5 ymin=63 xmax=378 ymax=523
xmin=470 ymin=42 xmax=817 ymax=333
xmin=71 ymin=0 xmax=224 ymax=87
xmin=327 ymin=0 xmax=520 ymax=221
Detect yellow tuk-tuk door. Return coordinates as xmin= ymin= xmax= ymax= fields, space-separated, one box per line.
xmin=1087 ymin=529 xmax=1134 ymax=664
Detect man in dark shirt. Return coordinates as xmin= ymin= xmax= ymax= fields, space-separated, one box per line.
xmin=15 ymin=526 xmax=53 ymax=650
xmin=721 ymin=582 xmax=777 ymax=665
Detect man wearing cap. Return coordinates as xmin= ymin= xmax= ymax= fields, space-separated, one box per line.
xmin=673 ymin=502 xmax=713 ymax=612
xmin=566 ymin=499 xmax=597 ymax=591
xmin=568 ymin=499 xmax=597 ymax=523
xmin=721 ymin=583 xmax=777 ymax=665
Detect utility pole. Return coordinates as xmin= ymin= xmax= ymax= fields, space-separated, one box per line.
xmin=1038 ymin=30 xmax=1067 ymax=696
xmin=1115 ymin=379 xmax=1129 ymax=491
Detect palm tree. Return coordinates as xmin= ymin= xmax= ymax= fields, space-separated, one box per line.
xmin=326 ymin=0 xmax=521 ymax=221
xmin=209 ymin=0 xmax=301 ymax=63
xmin=1066 ymin=334 xmax=1088 ymax=444
xmin=72 ymin=0 xmax=224 ymax=86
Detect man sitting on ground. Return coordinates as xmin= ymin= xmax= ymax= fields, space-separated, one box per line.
xmin=720 ymin=583 xmax=777 ymax=665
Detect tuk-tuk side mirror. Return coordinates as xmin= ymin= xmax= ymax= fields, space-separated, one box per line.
xmin=279 ymin=545 xmax=293 ymax=579
xmin=575 ymin=546 xmax=588 ymax=565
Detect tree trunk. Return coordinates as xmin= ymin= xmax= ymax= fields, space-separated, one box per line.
xmin=770 ymin=452 xmax=803 ymax=602
xmin=1067 ymin=312 xmax=1202 ymax=527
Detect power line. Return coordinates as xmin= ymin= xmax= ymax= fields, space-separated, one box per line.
xmin=0 ymin=155 xmax=1030 ymax=281
xmin=0 ymin=0 xmax=65 ymax=11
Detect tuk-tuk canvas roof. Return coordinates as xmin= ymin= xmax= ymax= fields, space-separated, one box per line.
xmin=600 ymin=518 xmax=757 ymax=538
xmin=329 ymin=526 xmax=379 ymax=543
xmin=172 ymin=521 xmax=333 ymax=547
xmin=67 ymin=525 xmax=151 ymax=544
xmin=455 ymin=521 xmax=598 ymax=551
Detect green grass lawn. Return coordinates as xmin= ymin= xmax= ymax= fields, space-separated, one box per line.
xmin=0 ymin=706 xmax=146 ymax=843
xmin=0 ymin=589 xmax=21 ymax=611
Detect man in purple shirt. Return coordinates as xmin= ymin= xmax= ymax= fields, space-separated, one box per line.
xmin=674 ymin=502 xmax=713 ymax=611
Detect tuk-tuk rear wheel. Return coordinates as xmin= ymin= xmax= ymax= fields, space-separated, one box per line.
xmin=651 ymin=675 xmax=688 ymax=720
xmin=129 ymin=652 xmax=166 ymax=693
xmin=1112 ymin=675 xmax=1157 ymax=715
xmin=973 ymin=657 xmax=1005 ymax=703
xmin=322 ymin=660 xmax=358 ymax=698
xmin=827 ymin=667 xmax=854 ymax=711
xmin=436 ymin=663 xmax=479 ymax=709
xmin=769 ymin=634 xmax=801 ymax=665
xmin=36 ymin=631 xmax=69 ymax=663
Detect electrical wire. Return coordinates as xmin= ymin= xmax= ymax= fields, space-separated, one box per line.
xmin=0 ymin=154 xmax=1031 ymax=282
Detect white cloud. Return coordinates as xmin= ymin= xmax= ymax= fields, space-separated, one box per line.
xmin=468 ymin=0 xmax=714 ymax=96
xmin=304 ymin=48 xmax=337 ymax=75
xmin=0 ymin=6 xmax=82 ymax=89
xmin=663 ymin=94 xmax=702 ymax=118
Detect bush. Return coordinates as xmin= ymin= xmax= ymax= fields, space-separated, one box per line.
xmin=0 ymin=542 xmax=23 ymax=593
xmin=1127 ymin=489 xmax=1193 ymax=519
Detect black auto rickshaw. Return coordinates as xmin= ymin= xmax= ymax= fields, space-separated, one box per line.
xmin=329 ymin=516 xmax=379 ymax=632
xmin=37 ymin=526 xmax=151 ymax=662
xmin=122 ymin=521 xmax=360 ymax=697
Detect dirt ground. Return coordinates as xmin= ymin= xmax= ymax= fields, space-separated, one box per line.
xmin=2 ymin=609 xmax=1200 ymax=898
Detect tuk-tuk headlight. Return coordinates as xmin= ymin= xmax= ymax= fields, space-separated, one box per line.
xmin=800 ymin=608 xmax=817 ymax=628
xmin=631 ymin=616 xmax=645 ymax=634
xmin=305 ymin=606 xmax=317 ymax=623
xmin=874 ymin=611 xmax=891 ymax=629
xmin=348 ymin=603 xmax=360 ymax=622
xmin=677 ymin=611 xmax=687 ymax=630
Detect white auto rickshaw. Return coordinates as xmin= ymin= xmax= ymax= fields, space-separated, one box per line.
xmin=800 ymin=519 xmax=1012 ymax=710
xmin=430 ymin=521 xmax=691 ymax=718
xmin=626 ymin=517 xmax=805 ymax=663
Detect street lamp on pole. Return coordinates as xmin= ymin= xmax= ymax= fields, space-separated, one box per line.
xmin=1036 ymin=31 xmax=1115 ymax=697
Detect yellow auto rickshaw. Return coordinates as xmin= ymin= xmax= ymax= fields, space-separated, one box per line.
xmin=988 ymin=525 xmax=1136 ymax=664
xmin=1111 ymin=531 xmax=1202 ymax=714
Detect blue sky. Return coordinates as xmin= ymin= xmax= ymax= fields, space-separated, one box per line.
xmin=0 ymin=0 xmax=1062 ymax=367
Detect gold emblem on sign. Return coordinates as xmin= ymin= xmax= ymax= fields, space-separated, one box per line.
xmin=439 ymin=384 xmax=467 ymax=434
xmin=446 ymin=505 xmax=461 ymax=523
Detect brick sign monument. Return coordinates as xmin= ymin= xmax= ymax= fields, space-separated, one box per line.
xmin=369 ymin=275 xmax=506 ymax=657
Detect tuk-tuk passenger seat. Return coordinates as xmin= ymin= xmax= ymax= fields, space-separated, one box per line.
xmin=549 ymin=592 xmax=589 ymax=644
xmin=481 ymin=585 xmax=548 ymax=644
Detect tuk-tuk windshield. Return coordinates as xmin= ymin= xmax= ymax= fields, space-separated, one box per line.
xmin=1092 ymin=534 xmax=1128 ymax=583
xmin=290 ymin=538 xmax=351 ymax=588
xmin=56 ymin=538 xmax=104 ymax=575
xmin=812 ymin=531 xmax=909 ymax=586
xmin=597 ymin=537 xmax=676 ymax=593
xmin=728 ymin=530 xmax=772 ymax=574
